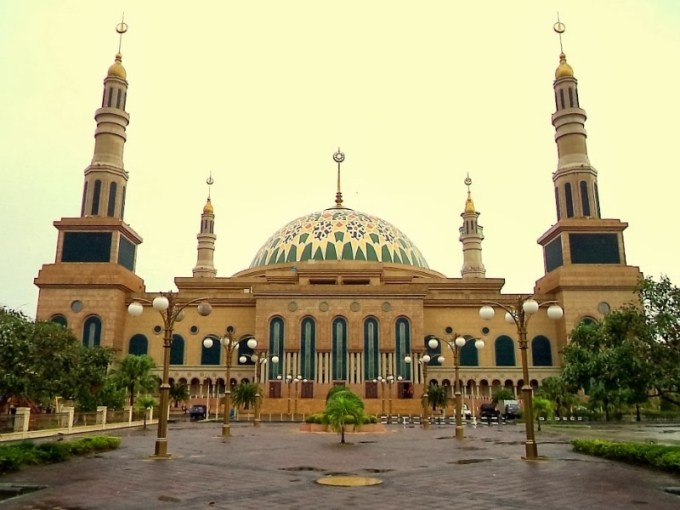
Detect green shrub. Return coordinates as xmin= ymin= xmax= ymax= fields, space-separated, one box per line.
xmin=572 ymin=439 xmax=680 ymax=474
xmin=305 ymin=413 xmax=325 ymax=424
xmin=0 ymin=436 xmax=120 ymax=474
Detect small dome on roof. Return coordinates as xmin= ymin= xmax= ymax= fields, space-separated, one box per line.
xmin=107 ymin=53 xmax=127 ymax=79
xmin=555 ymin=52 xmax=574 ymax=79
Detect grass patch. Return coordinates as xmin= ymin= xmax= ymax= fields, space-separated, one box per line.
xmin=572 ymin=439 xmax=680 ymax=474
xmin=0 ymin=436 xmax=120 ymax=474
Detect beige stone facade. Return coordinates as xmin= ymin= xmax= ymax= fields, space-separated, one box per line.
xmin=34 ymin=42 xmax=642 ymax=418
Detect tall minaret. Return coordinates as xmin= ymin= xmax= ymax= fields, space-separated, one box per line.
xmin=80 ymin=22 xmax=131 ymax=219
xmin=459 ymin=175 xmax=485 ymax=278
xmin=534 ymin=19 xmax=640 ymax=332
xmin=193 ymin=175 xmax=217 ymax=277
xmin=550 ymin=21 xmax=600 ymax=221
xmin=34 ymin=19 xmax=144 ymax=351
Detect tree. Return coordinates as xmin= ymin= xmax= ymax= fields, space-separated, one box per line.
xmin=231 ymin=382 xmax=260 ymax=410
xmin=137 ymin=396 xmax=156 ymax=430
xmin=427 ymin=384 xmax=447 ymax=412
xmin=0 ymin=307 xmax=118 ymax=411
xmin=492 ymin=388 xmax=514 ymax=404
xmin=111 ymin=355 xmax=157 ymax=407
xmin=322 ymin=389 xmax=364 ymax=444
xmin=533 ymin=397 xmax=554 ymax=431
xmin=535 ymin=376 xmax=578 ymax=418
xmin=169 ymin=382 xmax=189 ymax=408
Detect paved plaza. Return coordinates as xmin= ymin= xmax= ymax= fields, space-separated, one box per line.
xmin=1 ymin=420 xmax=679 ymax=509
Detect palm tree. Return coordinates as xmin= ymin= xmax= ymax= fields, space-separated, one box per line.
xmin=137 ymin=395 xmax=156 ymax=430
xmin=322 ymin=389 xmax=364 ymax=444
xmin=533 ymin=397 xmax=554 ymax=431
xmin=231 ymin=382 xmax=260 ymax=411
xmin=169 ymin=382 xmax=189 ymax=408
xmin=427 ymin=384 xmax=448 ymax=412
xmin=111 ymin=355 xmax=157 ymax=407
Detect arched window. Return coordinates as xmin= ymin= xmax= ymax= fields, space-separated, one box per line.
xmin=425 ymin=334 xmax=442 ymax=366
xmin=91 ymin=180 xmax=102 ymax=215
xmin=238 ymin=337 xmax=256 ymax=365
xmin=363 ymin=317 xmax=379 ymax=380
xmin=495 ymin=336 xmax=515 ymax=366
xmin=531 ymin=336 xmax=552 ymax=366
xmin=170 ymin=334 xmax=184 ymax=365
xmin=129 ymin=334 xmax=148 ymax=355
xmin=300 ymin=317 xmax=316 ymax=380
xmin=395 ymin=317 xmax=411 ymax=379
xmin=581 ymin=317 xmax=597 ymax=326
xmin=580 ymin=180 xmax=591 ymax=217
xmin=82 ymin=316 xmax=102 ymax=347
xmin=50 ymin=315 xmax=67 ymax=328
xmin=81 ymin=182 xmax=88 ymax=216
xmin=332 ymin=317 xmax=347 ymax=380
xmin=460 ymin=336 xmax=480 ymax=366
xmin=268 ymin=317 xmax=285 ymax=380
xmin=201 ymin=335 xmax=220 ymax=365
xmin=107 ymin=182 xmax=117 ymax=217
xmin=565 ymin=183 xmax=574 ymax=218
xmin=554 ymin=187 xmax=561 ymax=221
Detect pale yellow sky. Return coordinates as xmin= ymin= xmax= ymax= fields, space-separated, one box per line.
xmin=1 ymin=1 xmax=679 ymax=316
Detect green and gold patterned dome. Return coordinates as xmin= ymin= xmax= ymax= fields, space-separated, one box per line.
xmin=249 ymin=207 xmax=429 ymax=268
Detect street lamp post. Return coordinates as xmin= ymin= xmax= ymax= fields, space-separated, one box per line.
xmin=285 ymin=374 xmax=293 ymax=416
xmin=202 ymin=326 xmax=253 ymax=439
xmin=404 ymin=351 xmax=442 ymax=429
xmin=479 ymin=297 xmax=563 ymax=459
xmin=240 ymin=349 xmax=279 ymax=427
xmin=373 ymin=377 xmax=387 ymax=415
xmin=292 ymin=375 xmax=303 ymax=418
xmin=128 ymin=292 xmax=212 ymax=458
xmin=430 ymin=330 xmax=485 ymax=440
xmin=386 ymin=375 xmax=395 ymax=415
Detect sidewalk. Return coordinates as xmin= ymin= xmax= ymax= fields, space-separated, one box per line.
xmin=1 ymin=421 xmax=679 ymax=509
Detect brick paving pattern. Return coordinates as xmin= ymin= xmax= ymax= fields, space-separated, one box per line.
xmin=1 ymin=421 xmax=679 ymax=509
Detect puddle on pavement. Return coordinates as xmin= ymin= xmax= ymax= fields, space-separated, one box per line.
xmin=0 ymin=484 xmax=46 ymax=501
xmin=448 ymin=458 xmax=494 ymax=465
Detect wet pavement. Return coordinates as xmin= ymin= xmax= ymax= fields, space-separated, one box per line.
xmin=1 ymin=420 xmax=679 ymax=509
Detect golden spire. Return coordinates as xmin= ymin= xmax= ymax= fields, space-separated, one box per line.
xmin=333 ymin=148 xmax=345 ymax=208
xmin=464 ymin=174 xmax=476 ymax=213
xmin=203 ymin=174 xmax=214 ymax=214
xmin=553 ymin=15 xmax=574 ymax=78
xmin=107 ymin=16 xmax=128 ymax=79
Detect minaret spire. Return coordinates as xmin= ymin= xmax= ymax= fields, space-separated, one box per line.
xmin=550 ymin=18 xmax=600 ymax=221
xmin=193 ymin=175 xmax=217 ymax=278
xmin=459 ymin=174 xmax=486 ymax=279
xmin=333 ymin=149 xmax=345 ymax=208
xmin=80 ymin=19 xmax=131 ymax=219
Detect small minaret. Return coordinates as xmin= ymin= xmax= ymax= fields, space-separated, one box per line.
xmin=459 ymin=175 xmax=486 ymax=278
xmin=80 ymin=20 xmax=131 ymax=219
xmin=193 ymin=175 xmax=217 ymax=277
xmin=550 ymin=20 xmax=600 ymax=221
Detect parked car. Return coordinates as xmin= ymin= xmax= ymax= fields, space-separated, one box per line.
xmin=479 ymin=403 xmax=500 ymax=420
xmin=189 ymin=405 xmax=207 ymax=420
xmin=502 ymin=400 xmax=521 ymax=420
xmin=461 ymin=404 xmax=472 ymax=420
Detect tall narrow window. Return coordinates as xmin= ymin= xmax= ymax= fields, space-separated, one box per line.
xmin=594 ymin=183 xmax=601 ymax=217
xmin=579 ymin=181 xmax=591 ymax=217
xmin=201 ymin=335 xmax=220 ymax=365
xmin=554 ymin=187 xmax=561 ymax=221
xmin=121 ymin=186 xmax=127 ymax=219
xmin=107 ymin=182 xmax=117 ymax=217
xmin=531 ymin=336 xmax=553 ymax=366
xmin=107 ymin=87 xmax=113 ymax=107
xmin=82 ymin=316 xmax=102 ymax=347
xmin=116 ymin=89 xmax=122 ymax=109
xmin=170 ymin=335 xmax=185 ymax=365
xmin=91 ymin=180 xmax=102 ymax=215
xmin=565 ymin=183 xmax=574 ymax=218
xmin=81 ymin=182 xmax=88 ymax=216
xmin=129 ymin=334 xmax=148 ymax=355
xmin=559 ymin=89 xmax=565 ymax=109
xmin=300 ymin=318 xmax=316 ymax=380
xmin=568 ymin=88 xmax=574 ymax=108
xmin=268 ymin=317 xmax=285 ymax=380
xmin=495 ymin=336 xmax=515 ymax=366
xmin=395 ymin=318 xmax=411 ymax=379
xmin=460 ymin=336 xmax=480 ymax=366
xmin=363 ymin=317 xmax=379 ymax=380
xmin=332 ymin=318 xmax=347 ymax=380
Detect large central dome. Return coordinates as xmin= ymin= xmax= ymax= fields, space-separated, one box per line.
xmin=250 ymin=207 xmax=429 ymax=268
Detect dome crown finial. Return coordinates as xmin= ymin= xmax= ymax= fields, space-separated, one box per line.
xmin=553 ymin=15 xmax=574 ymax=78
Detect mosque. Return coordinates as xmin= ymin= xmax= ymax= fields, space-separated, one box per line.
xmin=33 ymin=21 xmax=641 ymax=417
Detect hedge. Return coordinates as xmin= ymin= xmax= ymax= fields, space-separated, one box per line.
xmin=572 ymin=439 xmax=680 ymax=474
